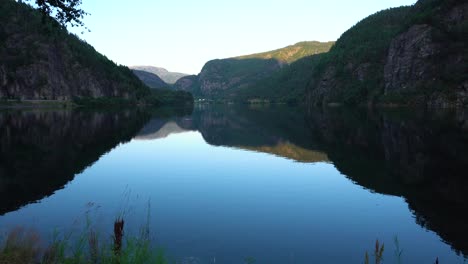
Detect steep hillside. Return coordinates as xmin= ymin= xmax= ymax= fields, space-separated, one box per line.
xmin=173 ymin=75 xmax=200 ymax=94
xmin=236 ymin=41 xmax=334 ymax=64
xmin=174 ymin=0 xmax=466 ymax=106
xmin=233 ymin=54 xmax=326 ymax=104
xmin=306 ymin=0 xmax=467 ymax=107
xmin=173 ymin=42 xmax=334 ymax=99
xmin=0 ymin=1 xmax=150 ymax=102
xmin=131 ymin=66 xmax=189 ymax=84
xmin=132 ymin=69 xmax=168 ymax=89
xmin=189 ymin=58 xmax=281 ymax=98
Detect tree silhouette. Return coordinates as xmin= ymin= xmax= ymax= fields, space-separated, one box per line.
xmin=23 ymin=0 xmax=87 ymax=27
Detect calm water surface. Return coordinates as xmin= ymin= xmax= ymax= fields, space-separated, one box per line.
xmin=0 ymin=106 xmax=467 ymax=263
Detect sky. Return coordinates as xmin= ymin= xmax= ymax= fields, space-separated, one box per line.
xmin=68 ymin=0 xmax=418 ymax=74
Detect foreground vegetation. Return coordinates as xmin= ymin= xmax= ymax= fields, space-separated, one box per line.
xmin=0 ymin=229 xmax=451 ymax=264
xmin=0 ymin=219 xmax=167 ymax=264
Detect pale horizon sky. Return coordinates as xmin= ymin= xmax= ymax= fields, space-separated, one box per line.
xmin=68 ymin=0 xmax=417 ymax=74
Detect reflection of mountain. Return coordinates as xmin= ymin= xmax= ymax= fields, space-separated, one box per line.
xmin=139 ymin=105 xmax=468 ymax=256
xmin=0 ymin=110 xmax=149 ymax=216
xmin=187 ymin=106 xmax=329 ymax=162
xmin=137 ymin=105 xmax=329 ymax=163
xmin=304 ymin=108 xmax=468 ymax=256
xmin=136 ymin=121 xmax=188 ymax=140
xmin=240 ymin=143 xmax=328 ymax=163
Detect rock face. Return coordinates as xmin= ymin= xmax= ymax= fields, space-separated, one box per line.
xmin=173 ymin=75 xmax=199 ymax=92
xmin=306 ymin=0 xmax=467 ymax=107
xmin=384 ymin=2 xmax=468 ymax=107
xmin=384 ymin=25 xmax=438 ymax=93
xmin=0 ymin=1 xmax=148 ymax=101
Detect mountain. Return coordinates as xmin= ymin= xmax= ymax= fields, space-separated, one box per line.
xmin=173 ymin=41 xmax=334 ymax=99
xmin=235 ymin=41 xmax=334 ymax=64
xmin=130 ymin=66 xmax=189 ymax=84
xmin=224 ymin=0 xmax=467 ymax=106
xmin=232 ymin=54 xmax=327 ymax=104
xmin=132 ymin=69 xmax=168 ymax=89
xmin=305 ymin=0 xmax=467 ymax=107
xmin=0 ymin=1 xmax=194 ymax=107
xmin=0 ymin=1 xmax=149 ymax=102
xmin=176 ymin=0 xmax=466 ymax=107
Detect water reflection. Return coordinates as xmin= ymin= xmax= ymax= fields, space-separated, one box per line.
xmin=1 ymin=105 xmax=468 ymax=258
xmin=0 ymin=109 xmax=150 ymax=215
xmin=136 ymin=105 xmax=468 ymax=256
xmin=305 ymin=108 xmax=468 ymax=256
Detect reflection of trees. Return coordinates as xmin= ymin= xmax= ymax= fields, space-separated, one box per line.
xmin=178 ymin=105 xmax=329 ymax=163
xmin=304 ymin=108 xmax=468 ymax=257
xmin=0 ymin=109 xmax=149 ymax=215
xmin=177 ymin=105 xmax=468 ymax=256
xmin=13 ymin=105 xmax=466 ymax=256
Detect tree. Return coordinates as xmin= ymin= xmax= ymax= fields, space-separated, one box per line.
xmin=23 ymin=0 xmax=87 ymax=28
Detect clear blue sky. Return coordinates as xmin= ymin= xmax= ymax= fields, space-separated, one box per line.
xmin=69 ymin=0 xmax=417 ymax=74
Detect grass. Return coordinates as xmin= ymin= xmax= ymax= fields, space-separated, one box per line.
xmin=361 ymin=238 xmax=468 ymax=264
xmin=0 ymin=216 xmax=167 ymax=264
xmin=2 ymin=231 xmax=461 ymax=264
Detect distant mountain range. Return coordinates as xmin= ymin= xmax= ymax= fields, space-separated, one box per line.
xmin=130 ymin=66 xmax=189 ymax=84
xmin=131 ymin=69 xmax=168 ymax=89
xmin=173 ymin=41 xmax=334 ymax=99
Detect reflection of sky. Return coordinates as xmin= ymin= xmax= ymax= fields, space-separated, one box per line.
xmin=0 ymin=131 xmax=463 ymax=263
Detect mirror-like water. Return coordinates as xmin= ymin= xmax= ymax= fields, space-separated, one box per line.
xmin=1 ymin=106 xmax=467 ymax=263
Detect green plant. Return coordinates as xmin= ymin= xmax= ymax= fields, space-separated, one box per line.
xmin=0 ymin=202 xmax=167 ymax=264
xmin=0 ymin=227 xmax=42 ymax=264
xmin=394 ymin=236 xmax=403 ymax=264
xmin=364 ymin=239 xmax=384 ymax=264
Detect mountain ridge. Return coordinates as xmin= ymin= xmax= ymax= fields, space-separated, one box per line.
xmin=234 ymin=41 xmax=335 ymax=64
xmin=173 ymin=41 xmax=334 ymax=99
xmin=131 ymin=69 xmax=168 ymax=89
xmin=130 ymin=66 xmax=189 ymax=84
xmin=175 ymin=0 xmax=467 ymax=107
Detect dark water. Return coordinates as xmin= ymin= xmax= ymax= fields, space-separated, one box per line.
xmin=0 ymin=105 xmax=468 ymax=263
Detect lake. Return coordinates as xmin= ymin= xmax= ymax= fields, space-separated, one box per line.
xmin=0 ymin=105 xmax=467 ymax=263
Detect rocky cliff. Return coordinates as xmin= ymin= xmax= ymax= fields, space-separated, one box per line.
xmin=306 ymin=0 xmax=467 ymax=107
xmin=0 ymin=1 xmax=149 ymax=101
xmin=383 ymin=1 xmax=468 ymax=107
